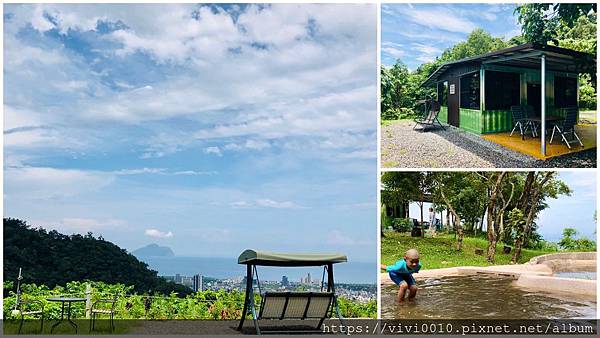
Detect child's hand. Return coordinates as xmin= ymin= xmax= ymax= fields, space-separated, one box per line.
xmin=380 ymin=264 xmax=387 ymax=270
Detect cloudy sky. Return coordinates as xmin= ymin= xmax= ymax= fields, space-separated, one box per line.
xmin=409 ymin=171 xmax=597 ymax=243
xmin=382 ymin=3 xmax=522 ymax=69
xmin=3 ymin=4 xmax=377 ymax=261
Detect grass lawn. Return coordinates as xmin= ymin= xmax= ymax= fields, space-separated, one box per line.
xmin=381 ymin=232 xmax=555 ymax=269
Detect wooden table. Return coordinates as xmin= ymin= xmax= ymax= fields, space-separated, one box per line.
xmin=46 ymin=297 xmax=86 ymax=333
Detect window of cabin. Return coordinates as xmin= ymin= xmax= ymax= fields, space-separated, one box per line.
xmin=555 ymin=76 xmax=577 ymax=108
xmin=460 ymin=72 xmax=480 ymax=109
xmin=485 ymin=70 xmax=520 ymax=110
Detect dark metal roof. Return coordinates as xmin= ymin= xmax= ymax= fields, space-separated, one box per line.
xmin=238 ymin=249 xmax=347 ymax=266
xmin=423 ymin=43 xmax=596 ymax=87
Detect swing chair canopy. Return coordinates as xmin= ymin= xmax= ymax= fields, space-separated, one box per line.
xmin=238 ymin=249 xmax=347 ymax=267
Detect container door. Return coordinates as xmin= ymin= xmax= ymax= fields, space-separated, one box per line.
xmin=447 ymin=77 xmax=460 ymax=127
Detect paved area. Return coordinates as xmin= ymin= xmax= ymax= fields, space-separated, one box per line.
xmin=381 ymin=120 xmax=596 ymax=168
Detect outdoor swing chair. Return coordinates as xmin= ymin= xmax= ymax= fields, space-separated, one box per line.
xmin=237 ymin=249 xmax=347 ymax=334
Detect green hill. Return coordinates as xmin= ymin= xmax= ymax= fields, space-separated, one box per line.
xmin=3 ymin=218 xmax=191 ymax=296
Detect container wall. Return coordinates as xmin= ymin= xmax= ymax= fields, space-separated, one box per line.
xmin=459 ymin=108 xmax=481 ymax=134
xmin=438 ymin=106 xmax=448 ymax=123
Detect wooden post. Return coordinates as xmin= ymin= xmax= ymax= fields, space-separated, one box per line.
xmin=85 ymin=283 xmax=92 ymax=318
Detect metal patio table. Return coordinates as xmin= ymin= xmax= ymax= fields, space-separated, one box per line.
xmin=525 ymin=115 xmax=564 ymax=138
xmin=46 ymin=297 xmax=86 ymax=333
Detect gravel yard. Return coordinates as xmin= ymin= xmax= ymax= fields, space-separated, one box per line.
xmin=381 ymin=120 xmax=596 ymax=168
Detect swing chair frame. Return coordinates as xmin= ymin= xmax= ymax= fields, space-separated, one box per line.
xmin=236 ymin=249 xmax=347 ymax=334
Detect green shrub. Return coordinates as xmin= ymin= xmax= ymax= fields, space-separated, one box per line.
xmin=381 ymin=107 xmax=416 ymax=121
xmin=392 ymin=218 xmax=412 ymax=232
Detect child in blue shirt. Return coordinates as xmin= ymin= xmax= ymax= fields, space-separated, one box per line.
xmin=380 ymin=249 xmax=422 ymax=302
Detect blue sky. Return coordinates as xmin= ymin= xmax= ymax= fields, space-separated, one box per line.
xmin=3 ymin=4 xmax=377 ymax=262
xmin=409 ymin=171 xmax=597 ymax=243
xmin=382 ymin=3 xmax=522 ymax=69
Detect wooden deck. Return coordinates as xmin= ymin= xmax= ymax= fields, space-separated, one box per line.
xmin=482 ymin=124 xmax=596 ymax=160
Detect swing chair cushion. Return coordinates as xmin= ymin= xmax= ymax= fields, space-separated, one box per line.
xmin=259 ymin=292 xmax=333 ymax=320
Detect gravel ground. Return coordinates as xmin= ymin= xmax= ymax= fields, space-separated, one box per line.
xmin=381 ymin=120 xmax=596 ymax=168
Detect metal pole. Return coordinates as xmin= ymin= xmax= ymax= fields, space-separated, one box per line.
xmin=15 ymin=268 xmax=23 ymax=308
xmin=541 ymin=54 xmax=546 ymax=156
xmin=85 ymin=283 xmax=91 ymax=318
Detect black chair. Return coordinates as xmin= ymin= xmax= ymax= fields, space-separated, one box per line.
xmin=410 ymin=219 xmax=422 ymax=237
xmin=90 ymin=295 xmax=117 ymax=333
xmin=523 ymin=105 xmax=539 ymax=136
xmin=550 ymin=107 xmax=584 ymax=149
xmin=510 ymin=105 xmax=534 ymax=139
xmin=17 ymin=299 xmax=45 ymax=334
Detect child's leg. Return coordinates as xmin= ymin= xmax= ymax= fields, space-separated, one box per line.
xmin=397 ymin=282 xmax=408 ymax=302
xmin=407 ymin=284 xmax=418 ymax=301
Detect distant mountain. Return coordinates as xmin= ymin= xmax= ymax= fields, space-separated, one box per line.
xmin=133 ymin=243 xmax=175 ymax=258
xmin=3 ymin=218 xmax=191 ymax=295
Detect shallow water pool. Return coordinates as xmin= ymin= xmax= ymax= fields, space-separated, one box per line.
xmin=381 ymin=274 xmax=596 ymax=319
xmin=554 ymin=271 xmax=596 ymax=280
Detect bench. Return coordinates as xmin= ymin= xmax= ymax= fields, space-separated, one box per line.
xmin=259 ymin=291 xmax=333 ymax=320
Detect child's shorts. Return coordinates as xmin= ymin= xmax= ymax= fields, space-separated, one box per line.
xmin=389 ymin=271 xmax=416 ymax=286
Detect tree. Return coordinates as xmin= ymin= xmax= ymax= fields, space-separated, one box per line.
xmin=438 ymin=29 xmax=508 ymax=63
xmin=510 ymin=172 xmax=571 ymax=263
xmin=3 ymin=218 xmax=192 ymax=296
xmin=558 ymin=228 xmax=597 ymax=251
xmin=481 ymin=172 xmax=514 ymax=262
xmin=515 ymin=3 xmax=597 ymax=96
xmin=515 ymin=3 xmax=596 ymax=46
xmin=381 ymin=172 xmax=433 ymax=237
xmin=430 ymin=172 xmax=479 ymax=251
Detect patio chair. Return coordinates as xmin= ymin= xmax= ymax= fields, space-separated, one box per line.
xmin=523 ymin=105 xmax=539 ymax=136
xmin=510 ymin=105 xmax=534 ymax=139
xmin=89 ymin=295 xmax=117 ymax=333
xmin=413 ymin=100 xmax=445 ymax=131
xmin=410 ymin=218 xmax=422 ymax=237
xmin=549 ymin=107 xmax=584 ymax=149
xmin=17 ymin=299 xmax=45 ymax=334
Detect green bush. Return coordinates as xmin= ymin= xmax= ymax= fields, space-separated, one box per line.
xmin=392 ymin=218 xmax=412 ymax=232
xmin=531 ymin=240 xmax=559 ymax=252
xmin=3 ymin=281 xmax=375 ymax=320
xmin=558 ymin=228 xmax=597 ymax=251
xmin=381 ymin=107 xmax=416 ymax=121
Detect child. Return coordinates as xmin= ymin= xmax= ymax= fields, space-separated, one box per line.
xmin=381 ymin=249 xmax=421 ymax=302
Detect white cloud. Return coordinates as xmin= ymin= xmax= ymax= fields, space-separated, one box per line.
xmin=381 ymin=42 xmax=405 ymax=59
xmin=255 ymin=199 xmax=302 ymax=209
xmin=412 ymin=43 xmax=442 ymax=56
xmin=4 ymin=166 xmax=114 ymax=199
xmin=230 ymin=199 xmax=303 ymax=209
xmin=402 ymin=7 xmax=477 ymax=34
xmin=114 ymin=168 xmax=166 ymax=175
xmin=416 ymin=55 xmax=436 ymax=63
xmin=204 ymin=146 xmax=223 ymax=156
xmin=172 ymin=170 xmax=217 ymax=176
xmin=327 ymin=230 xmax=372 ymax=246
xmin=145 ymin=229 xmax=174 ymax=238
